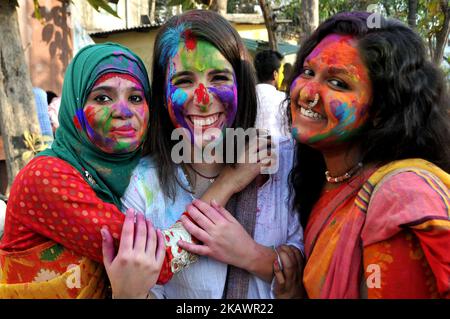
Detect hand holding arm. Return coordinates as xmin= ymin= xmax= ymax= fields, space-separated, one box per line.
xmin=201 ymin=132 xmax=276 ymax=206
xmin=273 ymin=245 xmax=305 ymax=299
xmin=177 ymin=199 xmax=277 ymax=282
xmin=101 ymin=208 xmax=165 ymax=299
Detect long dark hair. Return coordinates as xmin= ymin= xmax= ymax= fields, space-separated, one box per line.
xmin=149 ymin=9 xmax=258 ymax=200
xmin=287 ymin=12 xmax=450 ymax=227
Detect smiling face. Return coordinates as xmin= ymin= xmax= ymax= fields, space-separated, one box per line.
xmin=165 ymin=39 xmax=238 ymax=148
xmin=290 ymin=34 xmax=372 ymax=149
xmin=82 ymin=74 xmax=149 ymax=153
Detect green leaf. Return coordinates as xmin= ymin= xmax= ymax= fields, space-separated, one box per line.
xmin=87 ymin=0 xmax=120 ymax=18
xmin=40 ymin=244 xmax=64 ymax=262
xmin=33 ymin=0 xmax=43 ymax=21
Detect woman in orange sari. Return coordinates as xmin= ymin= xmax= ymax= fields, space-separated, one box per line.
xmin=273 ymin=12 xmax=450 ymax=299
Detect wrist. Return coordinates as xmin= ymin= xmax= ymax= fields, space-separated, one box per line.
xmin=203 ymin=175 xmax=235 ymax=206
xmin=243 ymin=243 xmax=276 ymax=282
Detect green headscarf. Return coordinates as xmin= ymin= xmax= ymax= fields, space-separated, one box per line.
xmin=39 ymin=42 xmax=151 ymax=209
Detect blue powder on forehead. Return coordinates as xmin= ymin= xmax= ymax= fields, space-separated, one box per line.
xmin=159 ymin=23 xmax=191 ymax=66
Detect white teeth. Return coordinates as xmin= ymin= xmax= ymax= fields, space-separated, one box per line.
xmin=300 ymin=107 xmax=324 ymax=120
xmin=190 ymin=114 xmax=219 ymax=127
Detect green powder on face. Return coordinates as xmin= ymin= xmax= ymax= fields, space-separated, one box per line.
xmin=179 ymin=41 xmax=224 ymax=72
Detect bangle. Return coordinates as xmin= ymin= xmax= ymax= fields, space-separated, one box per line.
xmin=272 ymin=245 xmax=283 ymax=271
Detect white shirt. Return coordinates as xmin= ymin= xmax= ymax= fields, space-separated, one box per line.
xmin=121 ymin=137 xmax=303 ymax=299
xmin=255 ymin=83 xmax=289 ymax=137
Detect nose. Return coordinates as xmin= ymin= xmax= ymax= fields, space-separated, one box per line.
xmin=112 ymin=102 xmax=134 ymax=118
xmin=298 ymin=82 xmax=320 ymax=109
xmin=194 ymin=83 xmax=213 ymax=112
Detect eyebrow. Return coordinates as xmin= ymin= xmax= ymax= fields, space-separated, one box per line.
xmin=209 ymin=69 xmax=233 ymax=75
xmin=327 ymin=66 xmax=351 ymax=76
xmin=171 ymin=71 xmax=193 ymax=79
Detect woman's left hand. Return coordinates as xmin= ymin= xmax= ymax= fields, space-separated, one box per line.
xmin=177 ymin=199 xmax=258 ymax=272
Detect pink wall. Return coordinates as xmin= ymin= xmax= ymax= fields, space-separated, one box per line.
xmin=17 ymin=0 xmax=73 ymax=95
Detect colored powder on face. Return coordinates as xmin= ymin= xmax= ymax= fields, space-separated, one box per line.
xmin=179 ymin=41 xmax=225 ymax=73
xmin=172 ymin=88 xmax=188 ymax=107
xmin=307 ymin=101 xmax=357 ymax=144
xmin=183 ymin=29 xmax=197 ymax=51
xmin=291 ymin=127 xmax=299 ymax=140
xmin=208 ymin=81 xmax=238 ymax=126
xmin=333 ymin=102 xmax=356 ymax=129
xmin=195 ymin=83 xmax=211 ymax=106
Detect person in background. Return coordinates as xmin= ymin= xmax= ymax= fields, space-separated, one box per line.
xmin=254 ymin=50 xmax=289 ymax=137
xmin=33 ymin=87 xmax=54 ymax=140
xmin=48 ymin=96 xmax=61 ymax=135
xmin=280 ymin=62 xmax=293 ymax=92
xmin=46 ymin=91 xmax=57 ymax=106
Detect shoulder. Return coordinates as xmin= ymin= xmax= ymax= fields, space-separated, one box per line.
xmin=17 ymin=156 xmax=82 ymax=182
xmin=363 ymin=169 xmax=449 ymax=244
xmin=132 ymin=155 xmax=159 ymax=178
xmin=373 ymin=170 xmax=449 ymax=209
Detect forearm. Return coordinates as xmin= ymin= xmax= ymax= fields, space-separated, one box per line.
xmin=201 ymin=175 xmax=235 ymax=206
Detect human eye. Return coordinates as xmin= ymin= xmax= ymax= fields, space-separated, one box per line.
xmin=301 ymin=67 xmax=314 ymax=78
xmin=328 ymin=78 xmax=350 ymax=90
xmin=211 ymin=73 xmax=232 ymax=83
xmin=172 ymin=77 xmax=193 ymax=87
xmin=93 ymin=94 xmax=112 ymax=103
xmin=129 ymin=94 xmax=143 ymax=104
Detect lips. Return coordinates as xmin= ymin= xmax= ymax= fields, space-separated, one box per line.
xmin=110 ymin=125 xmax=136 ymax=137
xmin=186 ymin=112 xmax=224 ymax=131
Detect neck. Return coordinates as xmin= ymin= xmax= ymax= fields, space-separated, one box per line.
xmin=262 ymin=80 xmax=276 ymax=88
xmin=190 ymin=161 xmax=224 ymax=177
xmin=321 ymin=142 xmax=362 ymax=177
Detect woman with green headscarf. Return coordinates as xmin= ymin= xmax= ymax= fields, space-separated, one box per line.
xmin=0 ymin=43 xmax=195 ymax=298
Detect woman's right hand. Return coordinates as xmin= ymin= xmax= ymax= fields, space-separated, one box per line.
xmin=101 ymin=208 xmax=165 ymax=299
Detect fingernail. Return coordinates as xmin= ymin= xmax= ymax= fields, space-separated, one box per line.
xmin=211 ymin=199 xmax=218 ymax=206
xmin=274 ymin=260 xmax=279 ymax=271
xmin=100 ymin=227 xmax=107 ymax=240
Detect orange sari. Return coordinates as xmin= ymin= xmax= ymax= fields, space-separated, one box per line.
xmin=304 ymin=159 xmax=450 ymax=298
xmin=0 ymin=241 xmax=106 ymax=298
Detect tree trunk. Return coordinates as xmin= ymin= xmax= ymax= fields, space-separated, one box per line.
xmin=433 ymin=0 xmax=450 ymax=65
xmin=149 ymin=0 xmax=156 ymax=23
xmin=408 ymin=0 xmax=418 ymax=29
xmin=210 ymin=0 xmax=227 ymax=16
xmin=0 ymin=1 xmax=40 ymax=192
xmin=258 ymin=0 xmax=278 ymax=51
xmin=300 ymin=0 xmax=319 ymax=39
